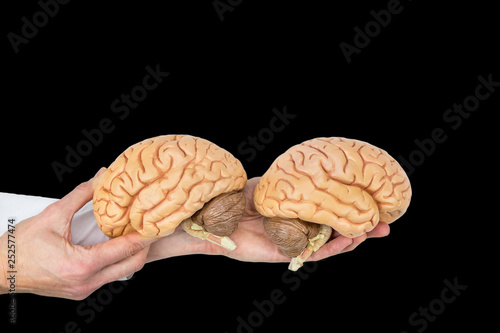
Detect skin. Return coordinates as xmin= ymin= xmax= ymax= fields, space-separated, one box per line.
xmin=147 ymin=177 xmax=390 ymax=263
xmin=0 ymin=175 xmax=390 ymax=300
xmin=0 ymin=170 xmax=155 ymax=300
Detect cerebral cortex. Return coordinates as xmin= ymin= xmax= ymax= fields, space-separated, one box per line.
xmin=253 ymin=137 xmax=412 ymax=237
xmin=93 ymin=135 xmax=247 ymax=238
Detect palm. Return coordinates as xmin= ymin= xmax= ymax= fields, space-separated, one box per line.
xmin=201 ymin=177 xmax=294 ymax=262
xmin=211 ymin=208 xmax=289 ymax=262
xmin=147 ymin=177 xmax=391 ymax=264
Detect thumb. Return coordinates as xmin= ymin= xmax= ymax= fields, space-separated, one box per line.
xmin=91 ymin=167 xmax=107 ymax=190
xmin=242 ymin=177 xmax=261 ymax=217
xmin=59 ymin=168 xmax=105 ymax=216
xmin=51 ymin=168 xmax=106 ymax=231
xmin=88 ymin=231 xmax=158 ymax=273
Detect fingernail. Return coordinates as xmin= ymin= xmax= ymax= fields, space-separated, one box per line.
xmin=94 ymin=167 xmax=106 ymax=178
xmin=91 ymin=167 xmax=107 ymax=190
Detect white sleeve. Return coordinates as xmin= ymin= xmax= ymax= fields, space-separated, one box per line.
xmin=0 ymin=192 xmax=108 ymax=246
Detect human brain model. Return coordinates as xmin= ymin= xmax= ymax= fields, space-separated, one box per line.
xmin=253 ymin=137 xmax=412 ymax=270
xmin=93 ymin=135 xmax=247 ymax=250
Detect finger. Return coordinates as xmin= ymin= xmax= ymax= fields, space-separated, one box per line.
xmin=58 ymin=181 xmax=94 ymax=218
xmin=92 ymin=245 xmax=150 ymax=286
xmin=91 ymin=167 xmax=107 ymax=189
xmin=241 ymin=177 xmax=262 ymax=218
xmin=87 ymin=231 xmax=157 ymax=272
xmin=341 ymin=233 xmax=367 ymax=253
xmin=56 ymin=168 xmax=105 ymax=218
xmin=366 ymin=223 xmax=390 ymax=238
xmin=308 ymin=223 xmax=391 ymax=262
xmin=308 ymin=234 xmax=354 ymax=261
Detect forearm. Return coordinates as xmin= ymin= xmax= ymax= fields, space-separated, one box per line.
xmin=146 ymin=228 xmax=209 ymax=263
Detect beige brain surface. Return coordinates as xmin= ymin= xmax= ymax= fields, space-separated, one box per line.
xmin=93 ymin=135 xmax=247 ymax=238
xmin=254 ymin=137 xmax=412 ymax=238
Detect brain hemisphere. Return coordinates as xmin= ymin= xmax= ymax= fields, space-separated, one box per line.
xmin=254 ymin=137 xmax=412 ymax=237
xmin=93 ymin=135 xmax=247 ymax=238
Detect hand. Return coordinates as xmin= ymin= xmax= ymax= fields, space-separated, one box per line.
xmin=0 ymin=170 xmax=157 ymax=300
xmin=147 ymin=177 xmax=390 ymax=264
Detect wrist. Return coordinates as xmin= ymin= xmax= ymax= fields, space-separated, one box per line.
xmin=146 ymin=234 xmax=208 ymax=264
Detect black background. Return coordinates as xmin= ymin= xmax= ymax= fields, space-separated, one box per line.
xmin=1 ymin=0 xmax=498 ymax=332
